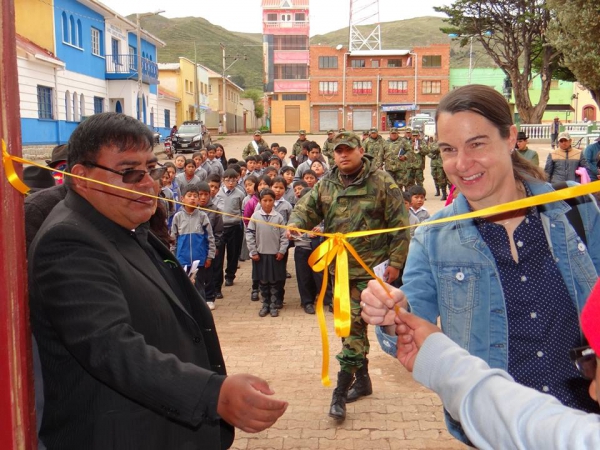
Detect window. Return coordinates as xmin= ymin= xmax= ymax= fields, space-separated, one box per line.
xmin=274 ymin=64 xmax=307 ymax=79
xmin=37 ymin=85 xmax=53 ymax=119
xmin=80 ymin=94 xmax=85 ymax=118
xmin=318 ymin=56 xmax=338 ymax=69
xmin=164 ymin=109 xmax=171 ymax=128
xmin=387 ymin=59 xmax=402 ymax=68
xmin=319 ymin=81 xmax=338 ymax=95
xmin=388 ymin=80 xmax=408 ymax=94
xmin=282 ymin=94 xmax=306 ymax=101
xmin=371 ymin=59 xmax=380 ymax=68
xmin=91 ymin=28 xmax=102 ymax=56
xmin=94 ymin=97 xmax=104 ymax=114
xmin=208 ymin=84 xmax=212 ymax=94
xmin=352 ymin=81 xmax=372 ymax=95
xmin=61 ymin=12 xmax=68 ymax=42
xmin=65 ymin=91 xmax=71 ymax=121
xmin=274 ymin=35 xmax=308 ymax=50
xmin=76 ymin=19 xmax=82 ymax=48
xmin=281 ymin=13 xmax=292 ymax=21
xmin=150 ymin=108 xmax=154 ymax=128
xmin=70 ymin=16 xmax=76 ymax=45
xmin=422 ymin=81 xmax=441 ymax=94
xmin=295 ymin=13 xmax=305 ymax=21
xmin=72 ymin=92 xmax=79 ymax=121
xmin=267 ymin=13 xmax=277 ymax=21
xmin=272 ymin=94 xmax=279 ymax=101
xmin=422 ymin=55 xmax=442 ymax=68
xmin=185 ymin=80 xmax=189 ymax=92
xmin=351 ymin=59 xmax=365 ymax=68
xmin=190 ymin=81 xmax=194 ymax=94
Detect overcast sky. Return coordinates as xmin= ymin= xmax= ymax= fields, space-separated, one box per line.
xmin=99 ymin=0 xmax=450 ymax=36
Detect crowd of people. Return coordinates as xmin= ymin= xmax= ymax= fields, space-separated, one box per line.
xmin=20 ymin=83 xmax=600 ymax=449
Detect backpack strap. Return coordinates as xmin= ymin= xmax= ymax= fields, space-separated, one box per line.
xmin=551 ymin=182 xmax=587 ymax=246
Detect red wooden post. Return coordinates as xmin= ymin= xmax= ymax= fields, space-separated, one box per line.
xmin=0 ymin=0 xmax=37 ymax=448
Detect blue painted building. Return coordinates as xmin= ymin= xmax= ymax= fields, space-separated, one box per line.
xmin=15 ymin=0 xmax=167 ymax=146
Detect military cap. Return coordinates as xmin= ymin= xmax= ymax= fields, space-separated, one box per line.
xmin=299 ymin=129 xmax=306 ymax=135
xmin=369 ymin=128 xmax=378 ymax=133
xmin=404 ymin=127 xmax=413 ymax=133
xmin=390 ymin=127 xmax=399 ymax=133
xmin=253 ymin=130 xmax=262 ymax=136
xmin=338 ymin=128 xmax=346 ymax=132
xmin=333 ymin=132 xmax=362 ymax=150
xmin=327 ymin=129 xmax=335 ymax=134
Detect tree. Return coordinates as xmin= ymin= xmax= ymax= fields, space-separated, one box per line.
xmin=435 ymin=0 xmax=559 ymax=124
xmin=242 ymin=88 xmax=265 ymax=120
xmin=545 ymin=0 xmax=600 ymax=105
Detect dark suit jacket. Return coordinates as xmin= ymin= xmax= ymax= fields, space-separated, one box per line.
xmin=28 ymin=190 xmax=234 ymax=449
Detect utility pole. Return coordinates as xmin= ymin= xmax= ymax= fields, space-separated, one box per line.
xmin=220 ymin=43 xmax=246 ymax=134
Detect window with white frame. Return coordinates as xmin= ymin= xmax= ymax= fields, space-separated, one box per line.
xmin=65 ymin=91 xmax=72 ymax=121
xmin=352 ymin=81 xmax=372 ymax=94
xmin=388 ymin=80 xmax=408 ymax=94
xmin=319 ymin=81 xmax=338 ymax=95
xmin=91 ymin=28 xmax=102 ymax=56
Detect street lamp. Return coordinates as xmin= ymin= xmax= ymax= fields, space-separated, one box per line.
xmin=448 ymin=32 xmax=492 ymax=84
xmin=220 ymin=44 xmax=245 ymax=134
xmin=136 ymin=10 xmax=164 ymax=123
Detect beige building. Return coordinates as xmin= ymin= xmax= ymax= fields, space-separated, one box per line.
xmin=203 ymin=65 xmax=245 ymax=133
xmin=158 ymin=57 xmax=206 ymax=126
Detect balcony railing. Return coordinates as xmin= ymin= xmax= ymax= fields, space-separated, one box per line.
xmin=105 ymin=54 xmax=159 ymax=85
xmin=264 ymin=20 xmax=308 ymax=29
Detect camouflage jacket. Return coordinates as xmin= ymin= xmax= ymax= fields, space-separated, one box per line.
xmin=242 ymin=139 xmax=269 ymax=160
xmin=292 ymin=139 xmax=309 ymax=158
xmin=289 ymin=156 xmax=409 ymax=280
xmin=322 ymin=138 xmax=336 ymax=167
xmin=382 ymin=138 xmax=413 ymax=172
xmin=364 ymin=136 xmax=385 ymax=168
xmin=426 ymin=142 xmax=443 ymax=168
xmin=410 ymin=140 xmax=430 ymax=170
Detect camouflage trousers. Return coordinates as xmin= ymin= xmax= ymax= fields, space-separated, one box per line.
xmin=406 ymin=169 xmax=424 ymax=188
xmin=387 ymin=169 xmax=409 ymax=191
xmin=430 ymin=166 xmax=448 ymax=187
xmin=336 ymin=281 xmax=370 ymax=374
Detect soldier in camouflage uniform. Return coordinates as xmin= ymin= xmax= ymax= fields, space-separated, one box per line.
xmin=410 ymin=130 xmax=429 ymax=187
xmin=242 ymin=130 xmax=269 ymax=160
xmin=288 ymin=132 xmax=409 ymax=422
xmin=426 ymin=138 xmax=448 ymax=200
xmin=363 ymin=128 xmax=385 ymax=169
xmin=291 ymin=130 xmax=309 ymax=168
xmin=322 ymin=129 xmax=336 ymax=167
xmin=381 ymin=127 xmax=413 ymax=190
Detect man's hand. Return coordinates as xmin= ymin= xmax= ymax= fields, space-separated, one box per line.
xmin=383 ymin=266 xmax=400 ymax=284
xmin=205 ymin=259 xmax=212 ymax=268
xmin=360 ymin=279 xmax=407 ymax=326
xmin=394 ymin=309 xmax=441 ymax=372
xmin=286 ymin=223 xmax=301 ymax=240
xmin=217 ymin=374 xmax=288 ymax=433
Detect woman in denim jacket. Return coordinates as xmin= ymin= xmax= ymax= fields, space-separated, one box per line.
xmin=361 ymin=85 xmax=600 ymax=445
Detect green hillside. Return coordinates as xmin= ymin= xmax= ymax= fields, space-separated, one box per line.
xmin=138 ymin=15 xmax=496 ymax=92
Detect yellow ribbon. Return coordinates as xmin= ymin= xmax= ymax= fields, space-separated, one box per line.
xmin=3 ymin=149 xmax=600 ymax=386
xmin=1 ymin=139 xmax=30 ymax=195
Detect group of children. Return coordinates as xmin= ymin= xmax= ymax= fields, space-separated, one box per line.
xmin=156 ymin=141 xmax=333 ymax=316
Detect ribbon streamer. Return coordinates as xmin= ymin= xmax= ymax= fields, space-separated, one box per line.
xmin=1 ymin=139 xmax=30 ymax=194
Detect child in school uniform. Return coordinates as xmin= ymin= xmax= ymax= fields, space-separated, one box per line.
xmin=302 ymin=169 xmax=318 ymax=188
xmin=280 ymin=166 xmax=296 ymax=205
xmin=197 ymin=182 xmax=224 ymax=310
xmin=246 ymin=188 xmax=289 ymax=317
xmin=408 ymin=185 xmax=430 ymax=237
xmin=170 ymin=185 xmax=216 ymax=308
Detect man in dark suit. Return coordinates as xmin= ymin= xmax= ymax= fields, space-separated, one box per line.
xmin=28 ymin=113 xmax=287 ymax=450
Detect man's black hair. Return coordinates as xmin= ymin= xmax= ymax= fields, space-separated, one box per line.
xmin=272 ymin=176 xmax=287 ymax=188
xmin=223 ymin=168 xmax=239 ymax=179
xmin=181 ymin=184 xmax=200 ymax=197
xmin=67 ymin=112 xmax=154 ymax=171
xmin=207 ymin=173 xmax=222 ymax=184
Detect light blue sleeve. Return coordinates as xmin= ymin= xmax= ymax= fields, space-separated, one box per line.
xmin=414 ymin=333 xmax=600 ymax=450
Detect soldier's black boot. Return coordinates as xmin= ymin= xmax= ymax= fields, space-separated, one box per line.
xmin=328 ymin=371 xmax=354 ymax=421
xmin=346 ymin=360 xmax=373 ymax=403
xmin=440 ymin=186 xmax=448 ymax=201
xmin=434 ymin=185 xmax=440 ymax=196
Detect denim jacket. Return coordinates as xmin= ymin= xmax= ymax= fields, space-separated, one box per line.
xmin=377 ymin=180 xmax=600 ymax=442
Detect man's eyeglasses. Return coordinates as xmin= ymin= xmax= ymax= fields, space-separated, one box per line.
xmin=569 ymin=346 xmax=597 ymax=380
xmin=83 ymin=161 xmax=166 ymax=184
